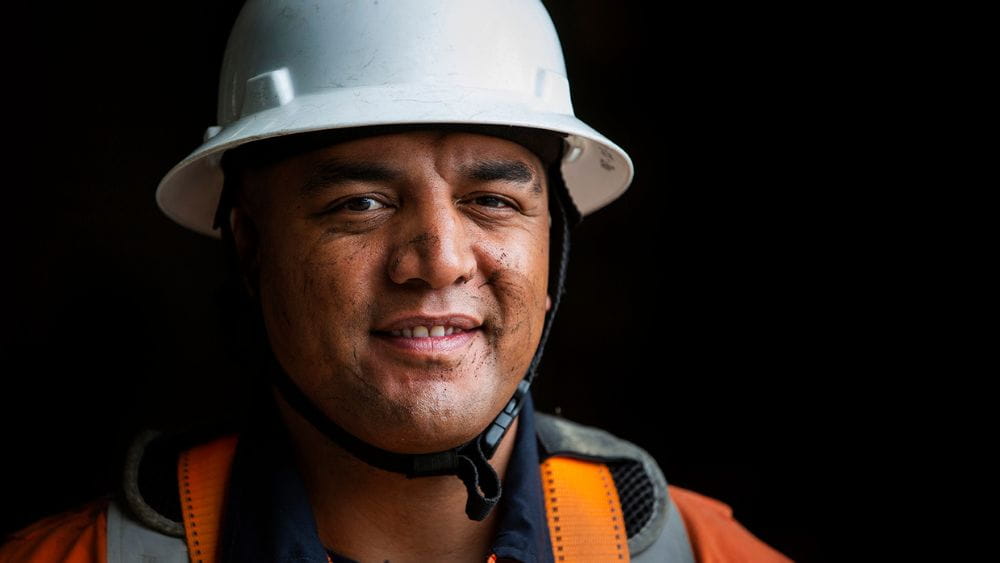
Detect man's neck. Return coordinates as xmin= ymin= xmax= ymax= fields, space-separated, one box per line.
xmin=274 ymin=394 xmax=519 ymax=563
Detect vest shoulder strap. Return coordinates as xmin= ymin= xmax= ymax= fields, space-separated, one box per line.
xmin=108 ymin=433 xmax=240 ymax=563
xmin=177 ymin=434 xmax=240 ymax=563
xmin=535 ymin=412 xmax=695 ymax=562
xmin=541 ymin=456 xmax=630 ymax=561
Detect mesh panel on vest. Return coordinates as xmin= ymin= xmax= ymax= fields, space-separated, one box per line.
xmin=609 ymin=461 xmax=655 ymax=539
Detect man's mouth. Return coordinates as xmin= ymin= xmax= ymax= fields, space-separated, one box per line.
xmin=386 ymin=325 xmax=469 ymax=338
xmin=371 ymin=315 xmax=484 ymax=354
xmin=372 ymin=314 xmax=483 ymax=337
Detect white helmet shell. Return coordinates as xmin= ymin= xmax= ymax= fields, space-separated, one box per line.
xmin=155 ymin=0 xmax=635 ymax=238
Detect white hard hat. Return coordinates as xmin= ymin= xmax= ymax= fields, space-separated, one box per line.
xmin=155 ymin=0 xmax=635 ymax=239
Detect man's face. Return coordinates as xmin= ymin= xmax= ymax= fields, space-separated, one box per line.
xmin=232 ymin=130 xmax=551 ymax=453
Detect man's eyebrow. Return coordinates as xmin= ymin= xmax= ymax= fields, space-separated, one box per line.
xmin=462 ymin=159 xmax=542 ymax=195
xmin=299 ymin=157 xmax=542 ymax=196
xmin=300 ymin=158 xmax=404 ymax=197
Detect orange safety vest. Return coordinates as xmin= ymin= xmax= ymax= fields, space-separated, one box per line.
xmin=1 ymin=416 xmax=793 ymax=562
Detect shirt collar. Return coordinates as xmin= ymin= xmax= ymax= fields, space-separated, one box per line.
xmin=218 ymin=394 xmax=553 ymax=563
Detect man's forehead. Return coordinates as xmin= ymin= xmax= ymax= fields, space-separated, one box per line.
xmin=312 ymin=129 xmax=542 ymax=165
xmin=224 ymin=123 xmax=565 ymax=178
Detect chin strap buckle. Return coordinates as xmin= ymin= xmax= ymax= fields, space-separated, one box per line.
xmin=482 ymin=379 xmax=531 ymax=458
xmin=405 ymin=378 xmax=530 ymax=521
xmin=405 ymin=376 xmax=531 ymax=479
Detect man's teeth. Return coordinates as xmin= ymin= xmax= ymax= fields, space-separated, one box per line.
xmin=390 ymin=325 xmax=464 ymax=338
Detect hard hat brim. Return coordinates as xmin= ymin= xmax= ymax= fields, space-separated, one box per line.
xmin=156 ymin=84 xmax=634 ymax=239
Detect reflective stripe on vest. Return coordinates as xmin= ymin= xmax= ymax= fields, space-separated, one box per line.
xmin=541 ymin=457 xmax=629 ymax=561
xmin=178 ymin=435 xmax=239 ymax=563
xmin=175 ymin=435 xmax=639 ymax=563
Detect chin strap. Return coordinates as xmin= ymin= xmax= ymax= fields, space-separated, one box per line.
xmin=267 ymin=341 xmax=531 ymax=520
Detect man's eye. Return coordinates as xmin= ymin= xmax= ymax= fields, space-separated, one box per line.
xmin=474 ymin=196 xmax=511 ymax=208
xmin=339 ymin=197 xmax=385 ymax=212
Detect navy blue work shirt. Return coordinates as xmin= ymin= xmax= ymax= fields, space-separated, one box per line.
xmin=217 ymin=393 xmax=554 ymax=563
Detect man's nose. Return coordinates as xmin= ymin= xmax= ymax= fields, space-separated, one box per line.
xmin=387 ymin=199 xmax=478 ymax=289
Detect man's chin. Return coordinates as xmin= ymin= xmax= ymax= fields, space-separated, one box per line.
xmin=344 ymin=406 xmax=495 ymax=455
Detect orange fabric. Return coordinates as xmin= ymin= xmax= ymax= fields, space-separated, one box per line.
xmin=178 ymin=434 xmax=240 ymax=563
xmin=0 ymin=437 xmax=793 ymax=563
xmin=0 ymin=498 xmax=108 ymax=563
xmin=668 ymin=484 xmax=794 ymax=563
xmin=541 ymin=457 xmax=629 ymax=562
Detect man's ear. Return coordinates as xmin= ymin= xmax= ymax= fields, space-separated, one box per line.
xmin=229 ymin=206 xmax=261 ymax=297
xmin=546 ymin=295 xmax=552 ymax=312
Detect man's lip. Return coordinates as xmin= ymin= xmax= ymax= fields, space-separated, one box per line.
xmin=372 ymin=326 xmax=480 ymax=355
xmin=373 ymin=314 xmax=482 ymax=333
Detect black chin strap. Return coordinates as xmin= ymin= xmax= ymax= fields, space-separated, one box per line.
xmin=266 ymin=342 xmax=530 ymax=520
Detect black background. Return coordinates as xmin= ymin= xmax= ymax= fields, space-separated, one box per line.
xmin=0 ymin=2 xmax=879 ymax=561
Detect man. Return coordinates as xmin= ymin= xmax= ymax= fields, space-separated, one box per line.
xmin=1 ymin=1 xmax=793 ymax=561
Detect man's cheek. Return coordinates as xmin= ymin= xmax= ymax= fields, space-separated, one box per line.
xmin=491 ymin=271 xmax=542 ymax=341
